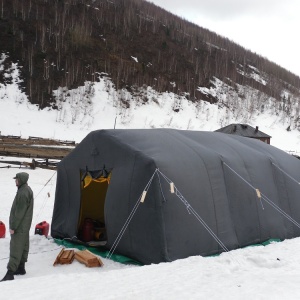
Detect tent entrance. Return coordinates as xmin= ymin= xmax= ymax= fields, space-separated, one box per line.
xmin=77 ymin=168 xmax=111 ymax=244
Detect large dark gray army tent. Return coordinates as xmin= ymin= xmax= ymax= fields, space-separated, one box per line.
xmin=51 ymin=129 xmax=300 ymax=264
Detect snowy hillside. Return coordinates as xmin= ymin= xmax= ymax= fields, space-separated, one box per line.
xmin=1 ymin=53 xmax=300 ymax=153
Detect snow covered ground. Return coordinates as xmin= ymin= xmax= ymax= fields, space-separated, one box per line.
xmin=1 ymin=166 xmax=300 ymax=298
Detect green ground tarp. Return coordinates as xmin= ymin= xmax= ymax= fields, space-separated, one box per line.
xmin=203 ymin=239 xmax=282 ymax=257
xmin=250 ymin=238 xmax=281 ymax=247
xmin=54 ymin=238 xmax=281 ymax=263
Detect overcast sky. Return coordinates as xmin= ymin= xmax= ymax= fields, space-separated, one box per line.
xmin=149 ymin=0 xmax=300 ymax=77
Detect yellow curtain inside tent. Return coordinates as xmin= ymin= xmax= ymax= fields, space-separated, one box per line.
xmin=78 ymin=172 xmax=111 ymax=231
xmin=82 ymin=172 xmax=111 ymax=189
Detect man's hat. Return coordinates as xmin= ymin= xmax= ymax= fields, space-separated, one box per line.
xmin=13 ymin=172 xmax=29 ymax=180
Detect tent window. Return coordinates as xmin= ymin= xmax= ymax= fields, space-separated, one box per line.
xmin=77 ymin=167 xmax=111 ymax=243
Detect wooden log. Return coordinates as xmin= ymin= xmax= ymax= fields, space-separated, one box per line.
xmin=53 ymin=248 xmax=75 ymax=266
xmin=74 ymin=250 xmax=104 ymax=268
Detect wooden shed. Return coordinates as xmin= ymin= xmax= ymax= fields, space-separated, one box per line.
xmin=215 ymin=124 xmax=271 ymax=144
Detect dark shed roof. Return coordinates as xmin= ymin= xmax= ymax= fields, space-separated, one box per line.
xmin=215 ymin=124 xmax=271 ymax=138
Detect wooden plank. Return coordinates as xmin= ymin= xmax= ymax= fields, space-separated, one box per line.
xmin=53 ymin=248 xmax=75 ymax=266
xmin=53 ymin=248 xmax=65 ymax=266
xmin=74 ymin=250 xmax=104 ymax=268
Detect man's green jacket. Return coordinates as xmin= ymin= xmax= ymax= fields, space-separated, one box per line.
xmin=9 ymin=172 xmax=34 ymax=233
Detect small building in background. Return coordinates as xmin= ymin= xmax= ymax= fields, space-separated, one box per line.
xmin=215 ymin=124 xmax=271 ymax=144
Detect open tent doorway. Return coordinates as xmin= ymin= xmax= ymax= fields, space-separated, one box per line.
xmin=77 ymin=167 xmax=111 ymax=244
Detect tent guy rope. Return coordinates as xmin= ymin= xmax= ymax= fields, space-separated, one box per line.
xmin=33 ymin=171 xmax=57 ymax=225
xmin=222 ymin=162 xmax=265 ymax=210
xmin=271 ymin=162 xmax=300 ymax=185
xmin=106 ymin=169 xmax=159 ymax=260
xmin=157 ymin=170 xmax=229 ymax=253
xmin=107 ymin=161 xmax=300 ymax=261
xmin=106 ymin=168 xmax=230 ymax=260
xmin=223 ymin=162 xmax=300 ymax=229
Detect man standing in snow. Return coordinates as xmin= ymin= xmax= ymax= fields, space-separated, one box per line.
xmin=1 ymin=172 xmax=34 ymax=282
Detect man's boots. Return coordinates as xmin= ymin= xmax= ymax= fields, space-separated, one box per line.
xmin=14 ymin=262 xmax=26 ymax=275
xmin=0 ymin=270 xmax=14 ymax=282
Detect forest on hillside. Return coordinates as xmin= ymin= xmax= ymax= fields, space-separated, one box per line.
xmin=0 ymin=0 xmax=300 ymax=108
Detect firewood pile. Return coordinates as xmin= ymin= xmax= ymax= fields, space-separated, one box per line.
xmin=53 ymin=248 xmax=104 ymax=268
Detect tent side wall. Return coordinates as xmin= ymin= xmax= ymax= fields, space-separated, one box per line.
xmin=105 ymin=153 xmax=168 ymax=264
xmin=239 ymin=135 xmax=300 ymax=238
xmin=147 ymin=130 xmax=240 ymax=261
xmin=51 ymin=162 xmax=72 ymax=238
xmin=196 ymin=133 xmax=300 ymax=246
xmin=155 ymin=130 xmax=300 ymax=260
